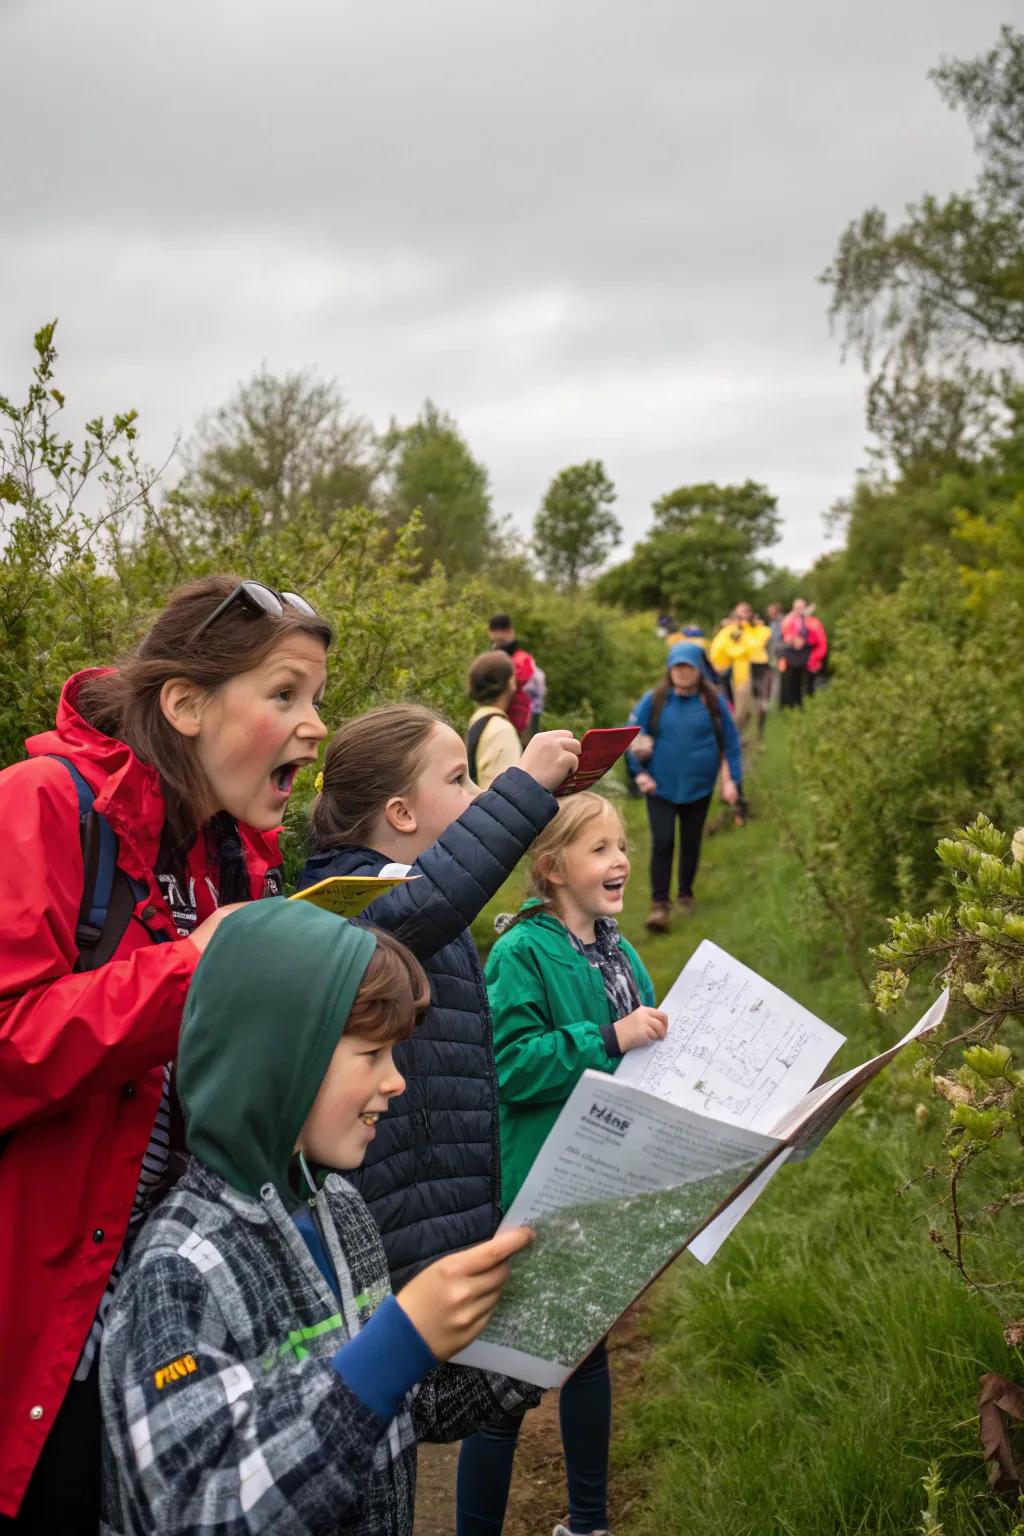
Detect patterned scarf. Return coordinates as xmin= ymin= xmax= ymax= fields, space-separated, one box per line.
xmin=566 ymin=917 xmax=641 ymax=1021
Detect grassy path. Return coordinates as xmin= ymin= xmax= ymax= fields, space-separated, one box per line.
xmin=601 ymin=738 xmax=1016 ymax=1536
xmin=416 ymin=731 xmax=1017 ymax=1535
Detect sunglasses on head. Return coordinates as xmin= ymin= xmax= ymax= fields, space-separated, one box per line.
xmin=192 ymin=580 xmax=319 ymax=644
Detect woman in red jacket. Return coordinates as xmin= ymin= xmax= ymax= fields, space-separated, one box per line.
xmin=0 ymin=574 xmax=331 ymax=1533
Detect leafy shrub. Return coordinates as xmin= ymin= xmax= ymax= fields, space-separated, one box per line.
xmin=477 ymin=586 xmax=664 ymax=734
xmin=780 ymin=556 xmax=1024 ymax=954
xmin=874 ymin=815 xmax=1024 ymax=1347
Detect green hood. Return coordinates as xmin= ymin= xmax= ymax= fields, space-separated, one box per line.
xmin=177 ymin=900 xmax=377 ymax=1206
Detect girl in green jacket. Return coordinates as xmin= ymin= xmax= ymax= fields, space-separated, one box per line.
xmin=456 ymin=793 xmax=668 ymax=1536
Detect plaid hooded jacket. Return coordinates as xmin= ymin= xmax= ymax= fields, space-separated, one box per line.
xmin=100 ymin=902 xmax=540 ymax=1536
xmin=100 ymin=1158 xmax=537 ymax=1536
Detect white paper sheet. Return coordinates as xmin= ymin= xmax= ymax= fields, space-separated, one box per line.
xmin=615 ymin=940 xmax=845 ymax=1134
xmin=770 ymin=990 xmax=950 ymax=1154
xmin=454 ymin=1071 xmax=779 ymax=1385
xmin=689 ymin=990 xmax=950 ymax=1262
xmin=687 ymin=1148 xmax=794 ymax=1264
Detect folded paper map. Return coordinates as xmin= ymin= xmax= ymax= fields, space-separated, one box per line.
xmin=289 ymin=874 xmax=417 ymax=919
xmin=455 ymin=940 xmax=947 ymax=1387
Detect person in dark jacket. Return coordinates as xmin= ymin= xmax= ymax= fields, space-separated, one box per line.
xmin=296 ymin=704 xmax=580 ymax=1286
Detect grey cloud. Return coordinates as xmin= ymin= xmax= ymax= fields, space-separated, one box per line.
xmin=1 ymin=0 xmax=1013 ymax=572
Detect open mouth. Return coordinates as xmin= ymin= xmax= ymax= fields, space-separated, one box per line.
xmin=360 ymin=1112 xmax=382 ymax=1126
xmin=602 ymin=878 xmax=626 ymax=893
xmin=271 ymin=760 xmax=310 ymax=796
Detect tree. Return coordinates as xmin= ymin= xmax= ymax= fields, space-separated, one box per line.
xmin=381 ymin=401 xmax=497 ymax=575
xmin=595 ymin=480 xmax=780 ymax=628
xmin=823 ymin=26 xmax=1024 ymax=387
xmin=0 ymin=321 xmax=160 ymax=765
xmin=532 ymin=459 xmax=621 ymax=590
xmin=179 ymin=368 xmax=378 ymax=532
xmin=864 ymin=352 xmax=1004 ymax=477
xmin=0 ymin=325 xmax=490 ymax=779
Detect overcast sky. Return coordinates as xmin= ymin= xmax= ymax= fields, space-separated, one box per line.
xmin=1 ymin=0 xmax=1013 ymax=571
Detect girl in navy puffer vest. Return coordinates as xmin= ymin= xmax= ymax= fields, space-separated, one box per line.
xmin=296 ymin=704 xmax=580 ymax=1287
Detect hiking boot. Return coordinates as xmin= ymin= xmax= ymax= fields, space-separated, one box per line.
xmin=676 ymin=894 xmax=696 ymax=915
xmin=645 ymin=902 xmax=671 ymax=933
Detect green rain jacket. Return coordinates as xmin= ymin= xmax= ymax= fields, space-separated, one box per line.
xmin=487 ymin=901 xmax=655 ymax=1207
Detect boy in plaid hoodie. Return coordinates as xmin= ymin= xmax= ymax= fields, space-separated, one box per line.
xmin=100 ymin=901 xmax=536 ymax=1535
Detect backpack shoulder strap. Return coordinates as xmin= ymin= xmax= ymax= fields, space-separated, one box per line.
xmin=47 ymin=756 xmax=162 ymax=971
xmin=466 ymin=713 xmax=499 ymax=785
xmin=48 ymin=756 xmax=118 ymax=964
xmin=647 ymin=689 xmax=666 ymax=740
xmin=702 ymin=690 xmax=727 ymax=760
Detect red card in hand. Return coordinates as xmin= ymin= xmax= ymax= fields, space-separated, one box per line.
xmin=554 ymin=726 xmax=641 ymax=797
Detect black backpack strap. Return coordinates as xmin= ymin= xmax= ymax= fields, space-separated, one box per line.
xmin=648 ymin=690 xmax=664 ymax=740
xmin=704 ymin=691 xmax=727 ymax=761
xmin=466 ymin=713 xmax=499 ymax=785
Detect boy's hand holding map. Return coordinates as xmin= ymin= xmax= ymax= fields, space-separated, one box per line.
xmin=455 ymin=941 xmax=948 ymax=1387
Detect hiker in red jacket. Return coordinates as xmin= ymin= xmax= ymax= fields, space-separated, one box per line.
xmin=487 ymin=613 xmax=537 ymax=743
xmin=0 ymin=575 xmax=331 ymax=1533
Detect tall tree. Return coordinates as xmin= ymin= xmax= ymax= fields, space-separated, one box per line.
xmin=595 ymin=480 xmax=780 ymax=628
xmin=533 ymin=459 xmax=621 ymax=590
xmin=381 ymin=401 xmax=496 ymax=575
xmin=179 ymin=368 xmax=378 ymax=531
xmin=823 ymin=26 xmax=1024 ymax=384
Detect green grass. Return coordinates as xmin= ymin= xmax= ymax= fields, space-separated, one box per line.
xmin=477 ymin=732 xmax=1022 ymax=1535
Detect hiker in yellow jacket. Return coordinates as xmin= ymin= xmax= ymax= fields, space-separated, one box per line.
xmin=709 ymin=606 xmax=759 ymax=739
xmin=746 ymin=614 xmax=773 ymax=738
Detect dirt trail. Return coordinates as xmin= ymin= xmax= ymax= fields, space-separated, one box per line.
xmin=414 ymin=1306 xmax=651 ymax=1536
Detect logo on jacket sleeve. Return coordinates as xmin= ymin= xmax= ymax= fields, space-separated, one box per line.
xmin=153 ymin=1353 xmax=198 ymax=1389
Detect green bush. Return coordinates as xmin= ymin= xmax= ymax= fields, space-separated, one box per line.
xmin=475 ymin=586 xmax=665 ymax=734
xmin=2 ymin=325 xmax=657 ymax=787
xmin=780 ymin=556 xmax=1024 ymax=955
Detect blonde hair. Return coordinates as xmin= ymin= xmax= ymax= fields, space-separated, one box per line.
xmin=525 ymin=793 xmax=626 ymax=913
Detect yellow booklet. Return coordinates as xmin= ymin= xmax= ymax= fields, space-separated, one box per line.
xmin=289 ymin=874 xmax=417 ymax=919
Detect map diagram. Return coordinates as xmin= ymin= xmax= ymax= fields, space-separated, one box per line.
xmin=617 ymin=942 xmax=841 ymax=1133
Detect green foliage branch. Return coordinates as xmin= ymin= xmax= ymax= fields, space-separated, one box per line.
xmin=874 ymin=815 xmax=1024 ymax=1340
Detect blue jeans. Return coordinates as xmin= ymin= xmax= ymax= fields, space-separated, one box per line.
xmin=455 ymin=1339 xmax=611 ymax=1536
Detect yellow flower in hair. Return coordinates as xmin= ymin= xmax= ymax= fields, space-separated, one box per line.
xmin=314 ymin=771 xmax=324 ymax=793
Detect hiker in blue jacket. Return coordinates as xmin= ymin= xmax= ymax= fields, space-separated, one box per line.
xmin=296 ymin=704 xmax=580 ymax=1286
xmin=627 ymin=641 xmax=742 ymax=933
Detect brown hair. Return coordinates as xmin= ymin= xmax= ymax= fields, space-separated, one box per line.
xmin=519 ymin=793 xmax=626 ymax=918
xmin=309 ymin=703 xmax=443 ymax=852
xmin=346 ymin=927 xmax=430 ymax=1043
xmin=467 ymin=650 xmax=514 ymax=706
xmin=77 ymin=574 xmax=333 ymax=858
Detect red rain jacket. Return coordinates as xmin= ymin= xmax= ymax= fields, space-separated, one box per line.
xmin=506 ymin=647 xmax=536 ymax=734
xmin=0 ymin=672 xmax=281 ymax=1514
